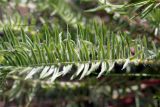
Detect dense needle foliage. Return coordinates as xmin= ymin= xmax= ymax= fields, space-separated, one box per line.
xmin=0 ymin=0 xmax=160 ymax=107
